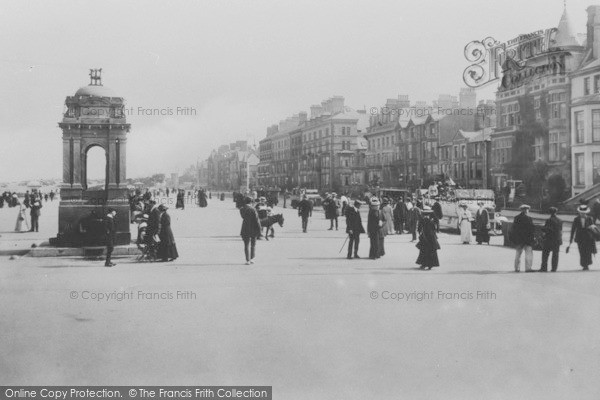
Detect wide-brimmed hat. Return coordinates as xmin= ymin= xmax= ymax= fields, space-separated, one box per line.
xmin=459 ymin=202 xmax=468 ymax=208
xmin=370 ymin=197 xmax=380 ymax=206
xmin=422 ymin=205 xmax=433 ymax=213
xmin=577 ymin=205 xmax=590 ymax=214
xmin=259 ymin=196 xmax=266 ymax=201
xmin=353 ymin=200 xmax=362 ymax=207
xmin=520 ymin=204 xmax=531 ymax=210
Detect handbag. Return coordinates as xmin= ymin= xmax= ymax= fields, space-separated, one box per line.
xmin=586 ymin=224 xmax=600 ymax=241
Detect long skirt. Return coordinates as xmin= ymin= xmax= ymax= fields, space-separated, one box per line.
xmin=459 ymin=220 xmax=472 ymax=243
xmin=577 ymin=242 xmax=594 ymax=268
xmin=416 ymin=247 xmax=439 ymax=268
xmin=157 ymin=241 xmax=179 ymax=260
xmin=475 ymin=227 xmax=490 ymax=244
xmin=15 ymin=212 xmax=29 ymax=232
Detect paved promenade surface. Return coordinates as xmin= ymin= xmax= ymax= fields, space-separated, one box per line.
xmin=1 ymin=197 xmax=599 ymax=399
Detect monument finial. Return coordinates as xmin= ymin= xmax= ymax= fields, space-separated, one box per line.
xmin=89 ymin=68 xmax=103 ymax=86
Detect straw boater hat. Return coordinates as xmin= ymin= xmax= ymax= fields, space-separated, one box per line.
xmin=520 ymin=204 xmax=531 ymax=210
xmin=577 ymin=205 xmax=590 ymax=214
xmin=370 ymin=197 xmax=380 ymax=206
xmin=422 ymin=205 xmax=433 ymax=214
xmin=459 ymin=202 xmax=468 ymax=208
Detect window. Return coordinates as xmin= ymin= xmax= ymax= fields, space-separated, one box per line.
xmin=533 ymin=136 xmax=543 ymax=160
xmin=461 ymin=145 xmax=466 ymax=158
xmin=575 ymin=153 xmax=585 ymax=185
xmin=534 ymin=96 xmax=541 ymax=120
xmin=341 ymin=127 xmax=345 ymax=135
xmin=593 ymin=110 xmax=600 ymax=142
xmin=585 ymin=77 xmax=591 ymax=95
xmin=595 ymin=75 xmax=600 ymax=94
xmin=594 ymin=153 xmax=600 ymax=184
xmin=549 ymin=92 xmax=566 ymax=119
xmin=501 ymin=102 xmax=520 ymax=127
xmin=575 ymin=111 xmax=585 ymax=143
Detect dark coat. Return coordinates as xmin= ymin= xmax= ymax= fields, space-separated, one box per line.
xmin=511 ymin=212 xmax=535 ymax=246
xmin=393 ymin=202 xmax=406 ymax=221
xmin=30 ymin=202 xmax=42 ymax=217
xmin=542 ymin=215 xmax=563 ymax=249
xmin=240 ymin=204 xmax=262 ymax=238
xmin=298 ymin=199 xmax=313 ymax=217
xmin=157 ymin=212 xmax=178 ymax=260
xmin=345 ymin=206 xmax=365 ymax=234
xmin=432 ymin=201 xmax=443 ymax=219
xmin=104 ymin=216 xmax=116 ymax=247
xmin=475 ymin=208 xmax=490 ymax=243
xmin=570 ymin=215 xmax=596 ymax=246
xmin=416 ymin=216 xmax=440 ymax=267
xmin=147 ymin=207 xmax=161 ymax=236
xmin=323 ymin=198 xmax=338 ymax=219
xmin=367 ymin=209 xmax=383 ymax=236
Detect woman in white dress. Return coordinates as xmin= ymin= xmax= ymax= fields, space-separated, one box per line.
xmin=458 ymin=203 xmax=472 ymax=244
xmin=381 ymin=198 xmax=395 ymax=235
xmin=14 ymin=202 xmax=29 ymax=232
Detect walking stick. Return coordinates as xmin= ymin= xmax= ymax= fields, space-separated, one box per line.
xmin=339 ymin=235 xmax=349 ymax=253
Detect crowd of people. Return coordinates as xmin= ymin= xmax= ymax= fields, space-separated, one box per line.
xmin=2 ymin=189 xmax=52 ymax=233
xmin=2 ymin=183 xmax=599 ymax=273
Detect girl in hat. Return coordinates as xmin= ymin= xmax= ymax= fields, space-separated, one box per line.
xmin=568 ymin=205 xmax=596 ymax=270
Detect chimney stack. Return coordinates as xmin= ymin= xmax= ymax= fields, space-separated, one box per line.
xmin=299 ymin=111 xmax=307 ymax=123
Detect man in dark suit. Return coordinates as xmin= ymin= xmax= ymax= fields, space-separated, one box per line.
xmin=540 ymin=207 xmax=562 ymax=272
xmin=104 ymin=208 xmax=117 ymax=267
xmin=511 ymin=204 xmax=535 ymax=272
xmin=345 ymin=200 xmax=365 ymax=259
xmin=297 ymin=195 xmax=313 ymax=233
xmin=240 ymin=197 xmax=262 ymax=265
xmin=29 ymin=200 xmax=42 ymax=232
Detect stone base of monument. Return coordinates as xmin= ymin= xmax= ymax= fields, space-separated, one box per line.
xmin=50 ymin=199 xmax=131 ymax=247
xmin=28 ymin=243 xmax=140 ymax=258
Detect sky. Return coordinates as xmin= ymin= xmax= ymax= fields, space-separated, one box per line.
xmin=0 ymin=0 xmax=591 ymax=181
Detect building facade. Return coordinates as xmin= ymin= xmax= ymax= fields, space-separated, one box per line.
xmin=570 ymin=6 xmax=600 ymax=195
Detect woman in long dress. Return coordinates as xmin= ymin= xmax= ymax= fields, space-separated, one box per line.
xmin=568 ymin=205 xmax=596 ymax=270
xmin=156 ymin=204 xmax=179 ymax=262
xmin=14 ymin=202 xmax=29 ymax=232
xmin=381 ymin=198 xmax=395 ymax=235
xmin=475 ymin=202 xmax=490 ymax=244
xmin=458 ymin=203 xmax=472 ymax=244
xmin=416 ymin=211 xmax=440 ymax=270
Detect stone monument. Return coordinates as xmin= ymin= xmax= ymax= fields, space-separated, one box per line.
xmin=51 ymin=69 xmax=131 ymax=247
